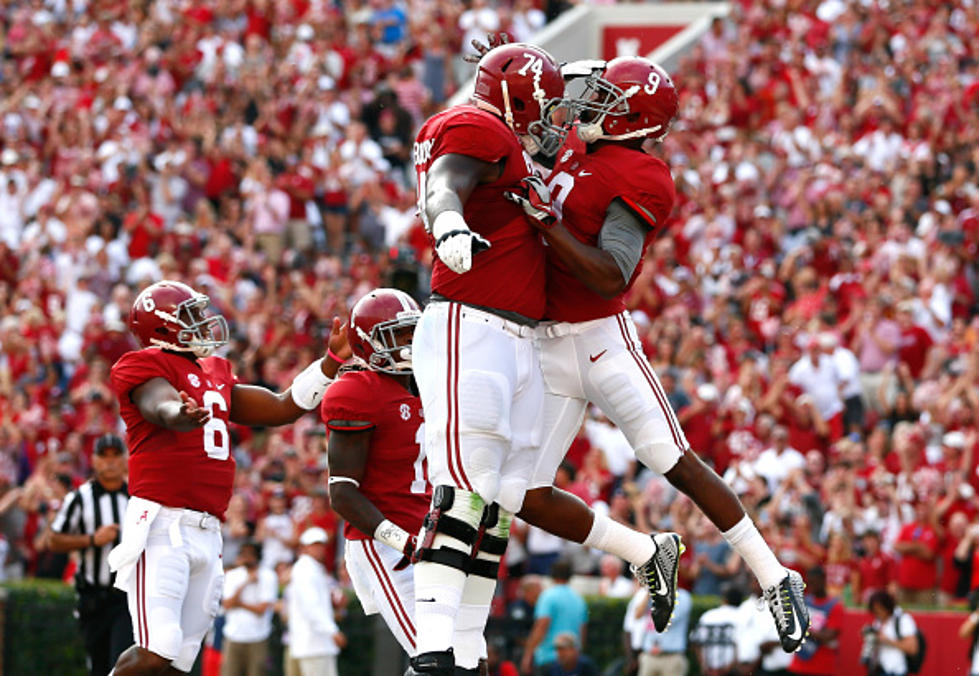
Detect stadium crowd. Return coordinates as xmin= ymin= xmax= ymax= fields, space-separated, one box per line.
xmin=2 ymin=0 xmax=979 ymax=669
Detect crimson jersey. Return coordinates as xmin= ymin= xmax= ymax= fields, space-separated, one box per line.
xmin=320 ymin=370 xmax=430 ymax=541
xmin=545 ymin=140 xmax=676 ymax=322
xmin=414 ymin=104 xmax=546 ymax=319
xmin=109 ymin=348 xmax=236 ymax=517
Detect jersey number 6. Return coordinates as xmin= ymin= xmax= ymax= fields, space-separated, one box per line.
xmin=202 ymin=390 xmax=229 ymax=460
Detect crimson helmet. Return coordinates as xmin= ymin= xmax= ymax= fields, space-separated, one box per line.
xmin=472 ymin=43 xmax=567 ymax=155
xmin=129 ymin=280 xmax=229 ymax=357
xmin=572 ymin=57 xmax=679 ymax=144
xmin=349 ymin=288 xmax=421 ymax=374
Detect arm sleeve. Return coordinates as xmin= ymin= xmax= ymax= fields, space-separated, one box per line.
xmin=597 ymin=199 xmax=648 ymax=283
xmin=50 ymin=492 xmax=79 ymax=533
xmin=320 ymin=374 xmax=377 ymax=432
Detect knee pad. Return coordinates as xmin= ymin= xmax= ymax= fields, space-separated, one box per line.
xmin=634 ymin=439 xmax=684 ymax=475
xmin=470 ymin=505 xmax=511 ymax=580
xmin=415 ymin=486 xmax=487 ymax=572
xmin=594 ymin=369 xmax=646 ymax=426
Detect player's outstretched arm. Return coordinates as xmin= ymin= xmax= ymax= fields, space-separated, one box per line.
xmin=230 ymin=318 xmax=351 ymax=427
xmin=328 ymin=428 xmax=416 ymax=567
xmin=424 ymin=153 xmax=498 ymax=274
xmin=538 ymin=198 xmax=648 ymax=299
xmin=131 ymin=378 xmax=212 ymax=431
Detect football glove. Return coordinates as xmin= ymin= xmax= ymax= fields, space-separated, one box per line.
xmin=393 ymin=533 xmax=417 ymax=571
xmin=505 ymin=175 xmax=557 ymax=230
xmin=432 ymin=211 xmax=491 ymax=274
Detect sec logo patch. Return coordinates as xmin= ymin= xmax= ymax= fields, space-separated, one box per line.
xmin=399 ymin=403 xmax=411 ymax=421
xmin=188 ymin=373 xmax=201 ymax=388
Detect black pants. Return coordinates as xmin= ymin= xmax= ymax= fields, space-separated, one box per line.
xmin=77 ymin=587 xmax=133 ymax=676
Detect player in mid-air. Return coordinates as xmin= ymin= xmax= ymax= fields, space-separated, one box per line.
xmin=503 ymin=54 xmax=811 ymax=652
xmin=106 ymin=280 xmax=348 ymax=675
xmin=406 ymin=40 xmax=572 ymax=675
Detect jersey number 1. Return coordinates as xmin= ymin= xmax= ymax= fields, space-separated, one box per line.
xmin=411 ymin=423 xmax=427 ymax=495
xmin=202 ymin=390 xmax=229 ymax=460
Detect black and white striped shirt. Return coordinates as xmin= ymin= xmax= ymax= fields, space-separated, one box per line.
xmin=51 ymin=480 xmax=129 ymax=589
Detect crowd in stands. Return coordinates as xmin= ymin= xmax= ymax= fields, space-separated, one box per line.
xmin=2 ymin=0 xmax=979 ymax=669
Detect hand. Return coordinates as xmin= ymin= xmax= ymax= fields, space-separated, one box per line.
xmin=435 ymin=229 xmax=491 ymax=274
xmin=178 ymin=391 xmax=210 ymax=426
xmin=505 ymin=175 xmax=556 ymax=230
xmin=393 ymin=533 xmax=417 ymax=571
xmin=326 ymin=317 xmax=352 ymax=362
xmin=92 ymin=524 xmax=120 ymax=547
xmin=334 ymin=631 xmax=348 ymax=649
xmin=520 ymin=653 xmax=534 ymax=675
xmin=462 ymin=32 xmax=510 ymax=63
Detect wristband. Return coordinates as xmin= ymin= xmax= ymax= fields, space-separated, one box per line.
xmin=431 ymin=211 xmax=469 ymax=241
xmin=327 ymin=349 xmax=347 ymax=364
xmin=290 ymin=358 xmax=333 ymax=410
xmin=374 ymin=519 xmax=411 ymax=553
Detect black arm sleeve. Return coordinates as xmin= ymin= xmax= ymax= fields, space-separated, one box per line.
xmin=597 ymin=199 xmax=648 ymax=283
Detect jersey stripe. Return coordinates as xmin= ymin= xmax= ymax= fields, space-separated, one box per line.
xmin=449 ymin=304 xmax=472 ymax=491
xmin=365 ymin=541 xmax=416 ymax=640
xmin=362 ymin=541 xmax=415 ymax=648
xmin=326 ymin=422 xmax=376 ymax=432
xmin=615 ymin=313 xmax=685 ymax=449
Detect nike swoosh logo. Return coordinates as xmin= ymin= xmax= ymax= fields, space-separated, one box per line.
xmin=216 ymin=384 xmax=225 ymax=390
xmin=589 ymin=350 xmax=607 ymax=362
xmin=654 ymin=566 xmax=669 ymax=596
xmin=579 ymin=170 xmax=591 ymax=176
xmin=418 ymin=597 xmax=436 ymax=603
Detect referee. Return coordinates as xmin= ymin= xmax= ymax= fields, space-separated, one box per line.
xmin=48 ymin=434 xmax=132 ymax=676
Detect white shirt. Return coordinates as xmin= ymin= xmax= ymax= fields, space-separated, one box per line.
xmin=287 ymin=554 xmax=341 ymax=658
xmin=623 ymin=587 xmax=647 ymax=651
xmin=736 ymin=596 xmax=793 ymax=672
xmin=692 ymin=604 xmax=742 ymax=670
xmin=875 ymin=609 xmax=916 ymax=675
xmin=753 ymin=446 xmax=805 ymax=493
xmin=832 ymin=346 xmax=863 ymax=399
xmin=789 ymin=354 xmax=844 ymax=419
xmin=222 ymin=565 xmax=278 ymax=643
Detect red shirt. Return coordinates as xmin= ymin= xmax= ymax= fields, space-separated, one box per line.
xmin=320 ymin=370 xmax=430 ymax=541
xmin=109 ymin=349 xmax=237 ymax=517
xmin=789 ymin=595 xmax=843 ymax=674
xmin=896 ymin=521 xmax=939 ymax=591
xmin=544 ymin=140 xmax=675 ymax=322
xmin=857 ymin=551 xmax=897 ymax=603
xmin=898 ymin=325 xmax=933 ymax=379
xmin=414 ymin=105 xmax=545 ymax=319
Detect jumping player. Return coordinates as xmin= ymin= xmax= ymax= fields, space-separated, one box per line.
xmin=505 ymin=56 xmax=811 ymax=653
xmin=106 ymin=280 xmax=348 ymax=675
xmin=407 ymin=41 xmax=566 ymax=674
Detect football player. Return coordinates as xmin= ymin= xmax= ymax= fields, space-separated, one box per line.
xmin=407 ymin=41 xmax=567 ymax=674
xmin=505 ymin=56 xmax=811 ymax=653
xmin=326 ymin=288 xmax=687 ymax=670
xmin=106 ymin=280 xmax=349 ymax=676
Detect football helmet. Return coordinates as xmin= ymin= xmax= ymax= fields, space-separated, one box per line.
xmin=571 ymin=57 xmax=679 ymax=144
xmin=472 ymin=43 xmax=567 ymax=156
xmin=349 ymin=288 xmax=421 ymax=374
xmin=129 ymin=280 xmax=229 ymax=358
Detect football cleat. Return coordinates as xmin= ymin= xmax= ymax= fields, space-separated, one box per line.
xmin=631 ymin=532 xmax=684 ymax=632
xmin=764 ymin=569 xmax=811 ymax=653
xmin=405 ymin=649 xmax=455 ymax=675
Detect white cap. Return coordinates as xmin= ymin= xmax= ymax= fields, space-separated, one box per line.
xmin=113 ymin=96 xmax=133 ymax=112
xmin=51 ymin=61 xmax=70 ymax=78
xmin=943 ymin=431 xmax=966 ymax=449
xmin=296 ymin=23 xmax=314 ymax=41
xmin=299 ymin=527 xmax=329 ymax=545
xmin=696 ymin=383 xmax=719 ymax=402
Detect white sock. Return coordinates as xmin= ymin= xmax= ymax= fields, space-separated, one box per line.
xmin=413 ymin=548 xmax=467 ymax=656
xmin=453 ymin=575 xmax=495 ymax=669
xmin=582 ymin=513 xmax=656 ymax=567
xmin=722 ymin=514 xmax=784 ymax=589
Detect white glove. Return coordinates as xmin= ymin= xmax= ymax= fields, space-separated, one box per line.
xmin=431 ymin=211 xmax=491 ymax=274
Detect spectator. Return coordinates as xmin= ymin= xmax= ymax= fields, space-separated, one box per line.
xmin=522 ymin=560 xmax=588 ymax=675
xmin=221 ymin=541 xmax=278 ymax=676
xmin=736 ymin=578 xmax=792 ymax=676
xmin=636 ymin=587 xmax=692 ymax=676
xmin=691 ymin=585 xmax=743 ymax=676
xmin=542 ymin=632 xmax=598 ymax=676
xmin=487 ymin=637 xmax=519 ymax=676
xmin=956 ymin=590 xmax=979 ymax=676
xmin=864 ymin=590 xmax=920 ymax=676
xmin=596 ymin=554 xmax=633 ymax=599
xmin=893 ymin=499 xmax=939 ymax=606
xmin=286 ymin=527 xmax=346 ymax=676
xmin=788 ymin=567 xmax=843 ymax=676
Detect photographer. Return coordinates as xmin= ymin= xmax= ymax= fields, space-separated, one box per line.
xmin=957 ymin=590 xmax=979 ymax=675
xmin=47 ymin=434 xmax=131 ymax=676
xmin=862 ymin=590 xmax=919 ymax=676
